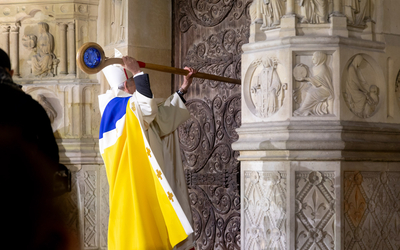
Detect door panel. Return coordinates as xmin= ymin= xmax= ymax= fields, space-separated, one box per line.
xmin=173 ymin=1 xmax=252 ymax=249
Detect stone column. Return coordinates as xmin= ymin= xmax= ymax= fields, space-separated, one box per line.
xmin=329 ymin=0 xmax=348 ymax=37
xmin=280 ymin=0 xmax=296 ymax=37
xmin=238 ymin=3 xmax=400 ymax=250
xmin=1 ymin=25 xmax=10 ymax=55
xmin=285 ymin=0 xmax=295 ymax=16
xmin=67 ymin=22 xmax=76 ymax=76
xmin=58 ymin=23 xmax=68 ymax=76
xmin=10 ymin=23 xmax=20 ymax=77
xmin=332 ymin=0 xmax=343 ymax=16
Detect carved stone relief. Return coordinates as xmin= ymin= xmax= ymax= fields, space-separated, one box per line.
xmin=261 ymin=0 xmax=286 ymax=28
xmin=23 ymin=22 xmax=59 ymax=77
xmin=293 ymin=51 xmax=334 ymax=116
xmin=100 ymin=166 xmax=110 ymax=248
xmin=177 ymin=0 xmax=252 ymax=33
xmin=295 ymin=171 xmax=335 ymax=250
xmin=110 ymin=0 xmax=126 ymax=44
xmin=24 ymin=87 xmax=63 ymax=132
xmin=54 ymin=172 xmax=81 ymax=250
xmin=37 ymin=94 xmax=57 ymax=123
xmin=249 ymin=0 xmax=263 ymax=24
xmin=344 ymin=171 xmax=400 ymax=249
xmin=343 ymin=54 xmax=380 ymax=118
xmin=244 ymin=171 xmax=287 ymax=250
xmin=84 ymin=170 xmax=98 ymax=248
xmin=247 ymin=57 xmax=287 ymax=118
xmin=344 ymin=0 xmax=371 ymax=26
xmin=298 ymin=0 xmax=329 ymax=24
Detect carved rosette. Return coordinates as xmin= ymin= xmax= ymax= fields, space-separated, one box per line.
xmin=295 ymin=171 xmax=336 ymax=250
xmin=344 ymin=171 xmax=400 ymax=249
xmin=244 ymin=171 xmax=287 ymax=249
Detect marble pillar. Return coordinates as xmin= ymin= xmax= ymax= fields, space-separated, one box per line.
xmin=236 ymin=1 xmax=400 ymax=249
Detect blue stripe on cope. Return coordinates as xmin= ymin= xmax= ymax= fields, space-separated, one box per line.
xmin=99 ymin=97 xmax=131 ymax=139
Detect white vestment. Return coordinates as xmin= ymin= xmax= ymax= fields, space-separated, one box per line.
xmin=99 ymin=89 xmax=195 ymax=250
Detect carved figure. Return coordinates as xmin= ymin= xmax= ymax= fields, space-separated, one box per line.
xmin=250 ymin=0 xmax=263 ymax=24
xmin=31 ymin=23 xmax=56 ymax=77
xmin=312 ymin=0 xmax=329 ymax=23
xmin=299 ymin=0 xmax=315 ymax=23
xmin=251 ymin=58 xmax=285 ymax=117
xmin=299 ymin=0 xmax=328 ymax=24
xmin=345 ymin=0 xmax=371 ymax=26
xmin=344 ymin=55 xmax=379 ymax=118
xmin=261 ymin=0 xmax=286 ymax=28
xmin=22 ymin=35 xmax=37 ymax=51
xmin=294 ymin=51 xmax=333 ymax=116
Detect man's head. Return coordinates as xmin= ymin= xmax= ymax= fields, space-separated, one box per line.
xmin=0 ymin=48 xmax=13 ymax=77
xmin=121 ymin=77 xmax=136 ymax=94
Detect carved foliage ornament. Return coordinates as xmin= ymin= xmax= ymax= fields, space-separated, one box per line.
xmin=184 ymin=25 xmax=248 ymax=89
xmin=179 ymin=94 xmax=241 ymax=250
xmin=244 ymin=171 xmax=287 ymax=250
xmin=178 ymin=0 xmax=253 ymax=32
xmin=295 ymin=171 xmax=335 ymax=250
xmin=344 ymin=171 xmax=400 ymax=249
xmin=248 ymin=57 xmax=287 ymax=118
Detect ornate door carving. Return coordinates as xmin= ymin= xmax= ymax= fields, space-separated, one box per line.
xmin=173 ymin=1 xmax=252 ymax=249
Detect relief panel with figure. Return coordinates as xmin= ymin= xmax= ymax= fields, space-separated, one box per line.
xmin=343 ymin=54 xmax=380 ymax=118
xmin=293 ymin=51 xmax=334 ymax=117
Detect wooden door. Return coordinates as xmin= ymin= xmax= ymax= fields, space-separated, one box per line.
xmin=173 ymin=1 xmax=252 ymax=249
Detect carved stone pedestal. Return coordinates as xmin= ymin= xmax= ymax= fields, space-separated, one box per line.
xmin=236 ymin=6 xmax=400 ymax=248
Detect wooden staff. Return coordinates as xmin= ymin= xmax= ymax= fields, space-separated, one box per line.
xmin=76 ymin=42 xmax=241 ymax=85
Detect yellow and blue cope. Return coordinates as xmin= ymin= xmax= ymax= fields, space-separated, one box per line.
xmin=83 ymin=47 xmax=102 ymax=68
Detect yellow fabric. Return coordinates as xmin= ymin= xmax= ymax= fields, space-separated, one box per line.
xmin=102 ymin=101 xmax=188 ymax=250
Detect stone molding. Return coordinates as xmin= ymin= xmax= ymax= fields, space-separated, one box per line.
xmin=234 ymin=120 xmax=400 ymax=161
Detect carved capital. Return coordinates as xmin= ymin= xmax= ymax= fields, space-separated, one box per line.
xmin=67 ymin=22 xmax=75 ymax=30
xmin=57 ymin=23 xmax=68 ymax=30
xmin=1 ymin=25 xmax=10 ymax=33
xmin=10 ymin=21 xmax=21 ymax=33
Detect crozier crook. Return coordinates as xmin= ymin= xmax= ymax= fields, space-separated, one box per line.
xmin=76 ymin=42 xmax=241 ymax=85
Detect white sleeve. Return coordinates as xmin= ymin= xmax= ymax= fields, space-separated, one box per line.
xmin=155 ymin=93 xmax=190 ymax=137
xmin=135 ymin=91 xmax=157 ymax=129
